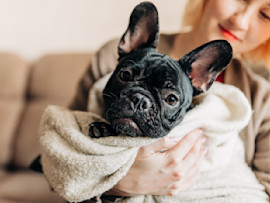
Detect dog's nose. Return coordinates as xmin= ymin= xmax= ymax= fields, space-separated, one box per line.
xmin=131 ymin=93 xmax=152 ymax=110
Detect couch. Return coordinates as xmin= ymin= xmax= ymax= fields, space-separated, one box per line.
xmin=0 ymin=52 xmax=93 ymax=203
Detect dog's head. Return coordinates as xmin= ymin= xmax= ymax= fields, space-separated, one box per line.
xmin=103 ymin=2 xmax=232 ymax=138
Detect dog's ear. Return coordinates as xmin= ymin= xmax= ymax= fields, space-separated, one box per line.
xmin=118 ymin=2 xmax=159 ymax=58
xmin=180 ymin=40 xmax=232 ymax=96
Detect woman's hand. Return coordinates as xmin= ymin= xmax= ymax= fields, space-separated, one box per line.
xmin=112 ymin=128 xmax=207 ymax=196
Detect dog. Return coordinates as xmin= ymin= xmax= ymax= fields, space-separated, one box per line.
xmin=88 ymin=1 xmax=233 ymax=139
xmin=30 ymin=1 xmax=232 ymax=172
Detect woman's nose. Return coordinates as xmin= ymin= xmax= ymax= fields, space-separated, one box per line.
xmin=230 ymin=7 xmax=253 ymax=31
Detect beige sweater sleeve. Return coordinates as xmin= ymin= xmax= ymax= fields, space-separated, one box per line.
xmin=252 ymin=78 xmax=270 ymax=195
xmin=225 ymin=59 xmax=270 ymax=197
xmin=69 ymin=38 xmax=119 ymax=111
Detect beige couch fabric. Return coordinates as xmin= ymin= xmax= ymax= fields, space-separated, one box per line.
xmin=0 ymin=52 xmax=92 ymax=202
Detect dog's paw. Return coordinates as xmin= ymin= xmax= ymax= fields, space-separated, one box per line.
xmin=88 ymin=122 xmax=116 ymax=138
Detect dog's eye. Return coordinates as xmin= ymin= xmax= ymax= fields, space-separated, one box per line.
xmin=119 ymin=70 xmax=132 ymax=81
xmin=165 ymin=94 xmax=178 ymax=106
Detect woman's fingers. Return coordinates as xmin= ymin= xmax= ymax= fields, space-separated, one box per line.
xmin=168 ymin=128 xmax=204 ymax=160
xmin=113 ymin=128 xmax=207 ymax=196
xmin=157 ymin=129 xmax=206 ymax=196
xmin=170 ymin=133 xmax=206 ymax=178
xmin=138 ymin=128 xmax=203 ymax=158
xmin=137 ymin=136 xmax=181 ymax=158
xmin=167 ymin=147 xmax=207 ymax=196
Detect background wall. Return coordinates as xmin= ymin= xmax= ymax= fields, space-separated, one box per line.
xmin=0 ymin=0 xmax=187 ymax=62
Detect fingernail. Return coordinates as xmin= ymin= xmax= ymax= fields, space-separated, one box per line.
xmin=202 ymin=147 xmax=208 ymax=154
xmin=201 ymin=136 xmax=206 ymax=144
xmin=198 ymin=129 xmax=204 ymax=135
xmin=169 ymin=136 xmax=181 ymax=143
xmin=159 ymin=148 xmax=170 ymax=153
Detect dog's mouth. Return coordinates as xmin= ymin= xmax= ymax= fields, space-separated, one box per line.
xmin=111 ymin=118 xmax=143 ymax=137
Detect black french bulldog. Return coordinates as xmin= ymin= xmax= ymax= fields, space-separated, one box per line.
xmin=89 ymin=1 xmax=233 ymax=139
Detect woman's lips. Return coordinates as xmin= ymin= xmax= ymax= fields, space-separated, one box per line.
xmin=219 ymin=25 xmax=238 ymax=41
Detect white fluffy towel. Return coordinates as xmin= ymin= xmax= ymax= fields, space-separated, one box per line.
xmin=39 ymin=75 xmax=268 ymax=202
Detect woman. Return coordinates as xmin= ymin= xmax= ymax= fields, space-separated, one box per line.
xmin=70 ymin=0 xmax=270 ymax=199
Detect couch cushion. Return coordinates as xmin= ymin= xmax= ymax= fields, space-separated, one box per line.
xmin=0 ymin=53 xmax=29 ymax=166
xmin=29 ymin=53 xmax=92 ymax=100
xmin=0 ymin=171 xmax=65 ymax=203
xmin=0 ymin=53 xmax=29 ymax=98
xmin=0 ymin=169 xmax=7 ymax=180
xmin=13 ymin=53 xmax=92 ymax=168
xmin=13 ymin=99 xmax=71 ymax=168
xmin=0 ymin=100 xmax=24 ymax=166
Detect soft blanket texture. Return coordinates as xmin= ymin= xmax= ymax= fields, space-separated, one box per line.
xmin=39 ymin=74 xmax=268 ymax=202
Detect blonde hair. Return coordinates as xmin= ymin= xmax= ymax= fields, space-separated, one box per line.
xmin=181 ymin=0 xmax=270 ymax=70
